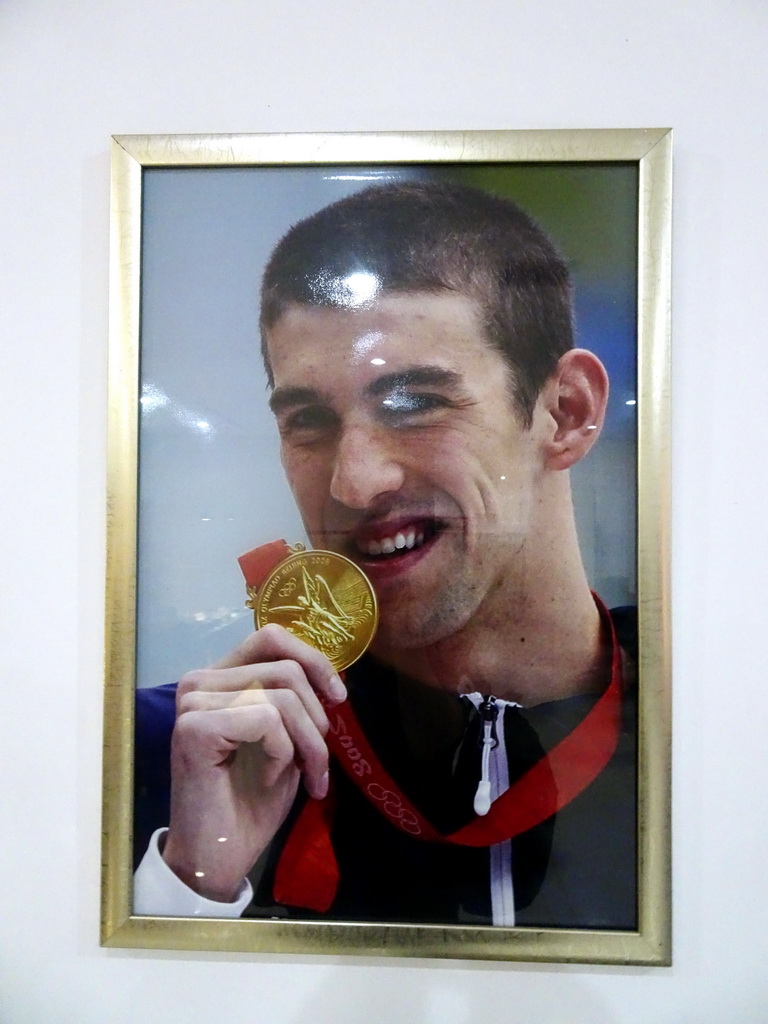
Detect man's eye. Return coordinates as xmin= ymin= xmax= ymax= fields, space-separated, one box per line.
xmin=281 ymin=406 xmax=337 ymax=436
xmin=379 ymin=392 xmax=448 ymax=419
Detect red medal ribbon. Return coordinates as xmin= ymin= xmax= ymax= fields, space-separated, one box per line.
xmin=324 ymin=596 xmax=621 ymax=847
xmin=238 ymin=539 xmax=293 ymax=591
xmin=239 ymin=542 xmax=623 ymax=912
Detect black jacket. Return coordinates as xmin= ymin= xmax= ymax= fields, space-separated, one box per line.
xmin=134 ymin=608 xmax=637 ymax=929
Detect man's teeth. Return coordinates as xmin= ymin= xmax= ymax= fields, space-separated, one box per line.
xmin=358 ymin=528 xmax=426 ymax=557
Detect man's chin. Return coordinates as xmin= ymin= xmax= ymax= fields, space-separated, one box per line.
xmin=370 ymin=596 xmax=467 ymax=655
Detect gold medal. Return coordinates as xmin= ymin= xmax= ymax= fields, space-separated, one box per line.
xmin=247 ymin=546 xmax=378 ymax=671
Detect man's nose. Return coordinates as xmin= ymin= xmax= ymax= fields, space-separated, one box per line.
xmin=329 ymin=424 xmax=405 ymax=509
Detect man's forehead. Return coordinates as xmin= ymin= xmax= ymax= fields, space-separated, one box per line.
xmin=264 ymin=291 xmax=491 ymax=378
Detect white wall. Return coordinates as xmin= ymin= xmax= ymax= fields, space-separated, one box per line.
xmin=2 ymin=1 xmax=767 ymax=1021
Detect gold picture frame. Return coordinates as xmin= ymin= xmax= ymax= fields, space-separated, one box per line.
xmin=102 ymin=129 xmax=672 ymax=964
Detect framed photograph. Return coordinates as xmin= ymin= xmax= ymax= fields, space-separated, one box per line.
xmin=102 ymin=129 xmax=671 ymax=964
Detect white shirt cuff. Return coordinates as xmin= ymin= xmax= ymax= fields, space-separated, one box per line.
xmin=133 ymin=828 xmax=253 ymax=918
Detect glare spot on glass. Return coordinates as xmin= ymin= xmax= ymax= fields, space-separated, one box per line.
xmin=323 ymin=173 xmax=400 ymax=181
xmin=201 ymin=517 xmax=211 ymax=522
xmin=371 ymin=357 xmax=386 ymax=366
xmin=217 ymin=837 xmax=228 ymax=843
xmin=140 ymin=383 xmax=169 ymax=412
xmin=352 ymin=330 xmax=385 ymax=361
xmin=344 ymin=271 xmax=379 ymax=305
xmin=500 ymin=475 xmax=506 ymax=480
xmin=194 ymin=871 xmax=205 ymax=878
xmin=309 ymin=270 xmax=381 ymax=309
xmin=140 ymin=384 xmax=217 ymax=439
xmin=626 ymin=399 xmax=637 ymax=406
xmin=171 ymin=406 xmax=217 ymax=435
xmin=587 ymin=425 xmax=597 ymax=430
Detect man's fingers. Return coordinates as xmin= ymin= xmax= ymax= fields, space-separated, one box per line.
xmin=208 ymin=623 xmax=347 ymax=703
xmin=172 ymin=623 xmax=343 ymax=801
xmin=177 ymin=676 xmax=329 ymax=736
xmin=172 ymin=697 xmax=330 ymax=799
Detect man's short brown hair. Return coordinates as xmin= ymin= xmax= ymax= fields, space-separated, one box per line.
xmin=260 ymin=180 xmax=574 ymax=425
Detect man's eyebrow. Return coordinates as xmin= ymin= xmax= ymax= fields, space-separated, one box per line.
xmin=269 ymin=367 xmax=465 ymax=413
xmin=366 ymin=366 xmax=464 ymax=398
xmin=268 ymin=386 xmax=323 ymax=415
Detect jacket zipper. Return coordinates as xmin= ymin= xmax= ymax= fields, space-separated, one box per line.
xmin=465 ymin=694 xmax=517 ymax=926
xmin=474 ymin=695 xmax=499 ymax=815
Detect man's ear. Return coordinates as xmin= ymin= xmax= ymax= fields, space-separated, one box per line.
xmin=540 ymin=349 xmax=609 ymax=471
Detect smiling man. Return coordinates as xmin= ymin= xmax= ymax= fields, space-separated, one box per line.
xmin=133 ymin=181 xmax=637 ymax=928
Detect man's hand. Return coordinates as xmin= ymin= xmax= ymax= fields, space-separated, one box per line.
xmin=161 ymin=623 xmax=347 ymax=902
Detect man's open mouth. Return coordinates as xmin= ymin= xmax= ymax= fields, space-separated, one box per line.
xmin=353 ymin=519 xmax=444 ymax=561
